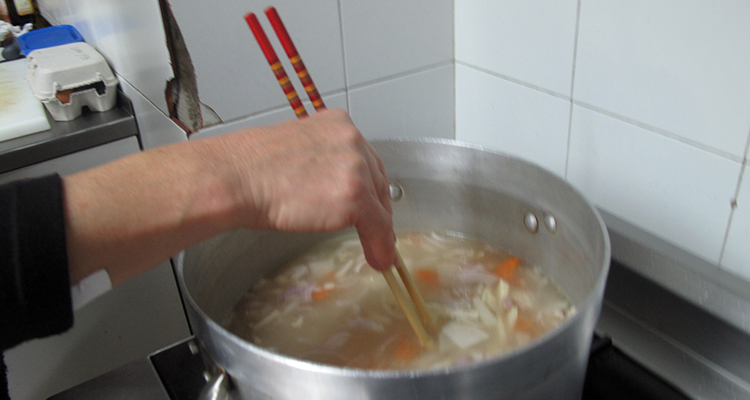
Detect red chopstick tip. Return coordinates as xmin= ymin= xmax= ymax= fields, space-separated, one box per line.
xmin=264 ymin=6 xmax=298 ymax=57
xmin=245 ymin=12 xmax=280 ymax=64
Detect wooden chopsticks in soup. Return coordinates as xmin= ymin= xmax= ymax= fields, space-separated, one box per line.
xmin=244 ymin=8 xmax=435 ymax=348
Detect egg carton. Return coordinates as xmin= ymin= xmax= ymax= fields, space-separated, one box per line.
xmin=25 ymin=42 xmax=119 ymax=121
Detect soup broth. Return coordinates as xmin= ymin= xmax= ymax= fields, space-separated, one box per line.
xmin=227 ymin=231 xmax=575 ymax=370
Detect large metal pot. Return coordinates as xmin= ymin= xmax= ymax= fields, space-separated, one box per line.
xmin=176 ymin=139 xmax=610 ymax=400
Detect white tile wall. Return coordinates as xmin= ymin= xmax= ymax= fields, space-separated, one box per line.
xmin=118 ymin=79 xmax=187 ymax=149
xmin=455 ymin=64 xmax=570 ymax=177
xmin=455 ymin=0 xmax=579 ymax=97
xmin=568 ymin=106 xmax=742 ymax=264
xmin=455 ymin=0 xmax=750 ymax=280
xmin=168 ymin=0 xmax=346 ymax=122
xmin=340 ymin=0 xmax=454 ymax=86
xmin=40 ymin=0 xmax=458 ymax=145
xmin=349 ymin=65 xmax=454 ymax=140
xmin=574 ymin=0 xmax=750 ymax=159
xmin=723 ymin=167 xmax=750 ymax=280
xmin=191 ymin=93 xmax=348 ymax=141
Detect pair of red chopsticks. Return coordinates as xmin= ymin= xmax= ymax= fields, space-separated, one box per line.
xmin=245 ymin=7 xmax=325 ymax=119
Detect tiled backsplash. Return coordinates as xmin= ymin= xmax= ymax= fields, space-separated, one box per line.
xmin=168 ymin=0 xmax=455 ymax=140
xmin=456 ymin=0 xmax=750 ymax=281
xmin=39 ymin=0 xmax=455 ymax=144
xmin=38 ymin=0 xmax=747 ymax=279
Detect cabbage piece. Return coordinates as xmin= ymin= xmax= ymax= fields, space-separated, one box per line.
xmin=472 ymin=297 xmax=498 ymax=326
xmin=309 ymin=259 xmax=335 ymax=279
xmin=497 ymin=279 xmax=510 ymax=302
xmin=507 ymin=306 xmax=518 ymax=329
xmin=441 ymin=322 xmax=489 ymax=349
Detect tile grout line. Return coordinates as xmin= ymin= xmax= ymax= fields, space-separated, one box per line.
xmin=336 ymin=0 xmax=351 ymax=113
xmin=348 ymin=60 xmax=455 ymax=92
xmin=572 ymin=100 xmax=745 ymax=163
xmin=454 ymin=66 xmax=744 ymax=164
xmin=114 ymin=73 xmax=188 ymax=144
xmin=564 ymin=0 xmax=583 ymax=180
xmin=452 ymin=0 xmax=457 ymax=140
xmin=455 ymin=61 xmax=570 ymax=101
xmin=208 ymin=88 xmax=349 ymax=128
xmin=717 ymin=126 xmax=750 ymax=267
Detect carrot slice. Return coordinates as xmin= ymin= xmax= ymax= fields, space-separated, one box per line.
xmin=494 ymin=256 xmax=520 ymax=281
xmin=393 ymin=336 xmax=421 ymax=362
xmin=311 ymin=286 xmax=334 ymax=301
xmin=311 ymin=289 xmax=327 ymax=301
xmin=514 ymin=315 xmax=535 ymax=334
xmin=415 ymin=269 xmax=440 ymax=286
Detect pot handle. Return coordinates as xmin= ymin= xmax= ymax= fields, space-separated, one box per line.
xmin=199 ymin=369 xmax=231 ymax=400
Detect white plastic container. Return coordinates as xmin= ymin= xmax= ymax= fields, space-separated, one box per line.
xmin=25 ymin=42 xmax=119 ymax=121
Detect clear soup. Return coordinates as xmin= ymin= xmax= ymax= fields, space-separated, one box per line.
xmin=227 ymin=231 xmax=575 ymax=370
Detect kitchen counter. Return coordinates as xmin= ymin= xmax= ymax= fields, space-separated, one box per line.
xmin=0 ymin=90 xmax=139 ymax=175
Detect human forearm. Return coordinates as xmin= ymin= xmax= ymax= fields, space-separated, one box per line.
xmin=63 ymin=109 xmax=396 ymax=287
xmin=63 ymin=136 xmax=244 ymax=286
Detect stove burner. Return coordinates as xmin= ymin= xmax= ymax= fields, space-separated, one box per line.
xmin=583 ymin=335 xmax=690 ymax=400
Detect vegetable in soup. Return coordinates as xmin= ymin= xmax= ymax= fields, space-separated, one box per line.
xmin=226 ymin=231 xmax=575 ymax=370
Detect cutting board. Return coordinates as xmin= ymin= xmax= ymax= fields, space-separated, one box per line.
xmin=0 ymin=59 xmax=51 ymax=142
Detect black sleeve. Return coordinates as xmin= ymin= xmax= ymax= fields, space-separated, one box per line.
xmin=0 ymin=174 xmax=73 ymax=350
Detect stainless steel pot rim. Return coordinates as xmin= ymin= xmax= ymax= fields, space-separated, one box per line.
xmin=177 ymin=138 xmax=612 ymax=379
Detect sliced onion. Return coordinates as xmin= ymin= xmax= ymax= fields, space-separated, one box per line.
xmin=353 ymin=257 xmax=368 ymax=274
xmin=348 ymin=316 xmax=385 ymax=332
xmin=473 ymin=297 xmax=498 ymax=326
xmin=254 ymin=309 xmax=280 ymax=329
xmin=290 ymin=265 xmax=308 ymax=281
xmin=283 ymin=283 xmax=315 ymax=303
xmin=335 ymin=259 xmax=356 ymax=279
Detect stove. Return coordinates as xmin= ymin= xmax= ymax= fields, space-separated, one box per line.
xmin=47 ymin=213 xmax=750 ymax=400
xmin=46 ymin=331 xmax=691 ymax=400
xmin=47 ymin=261 xmax=716 ymax=400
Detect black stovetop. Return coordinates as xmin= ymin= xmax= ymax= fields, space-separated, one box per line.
xmin=582 ymin=334 xmax=690 ymax=400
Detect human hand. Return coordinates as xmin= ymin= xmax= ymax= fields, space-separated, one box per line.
xmin=214 ymin=109 xmax=396 ymax=271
